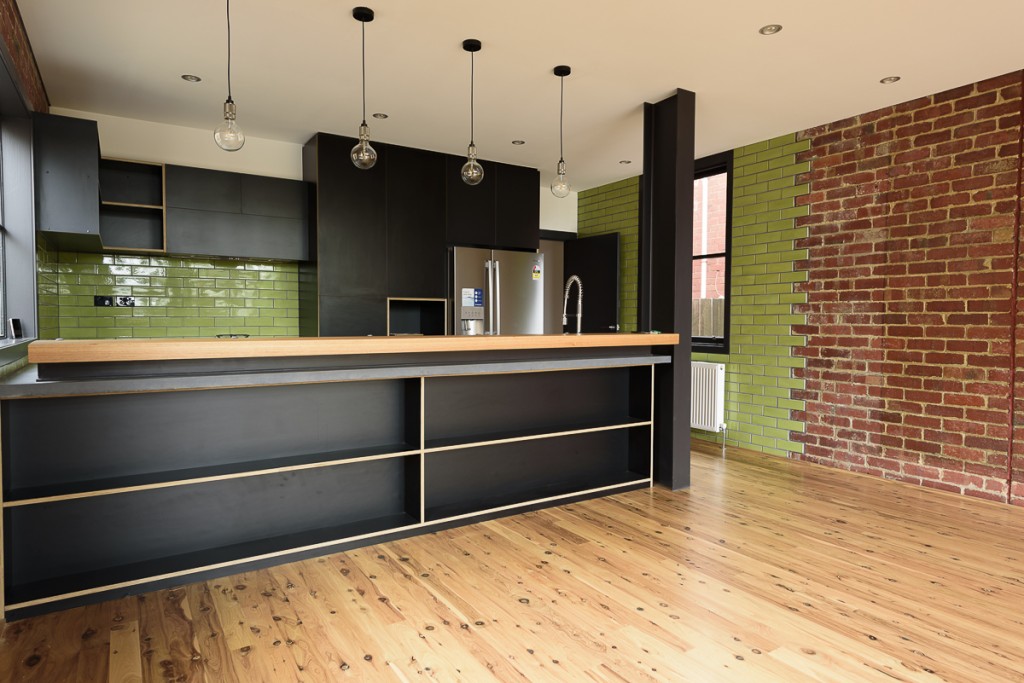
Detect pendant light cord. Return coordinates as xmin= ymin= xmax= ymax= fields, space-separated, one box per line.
xmin=225 ymin=0 xmax=233 ymax=102
xmin=360 ymin=20 xmax=367 ymax=126
xmin=470 ymin=51 xmax=475 ymax=146
xmin=558 ymin=75 xmax=565 ymax=163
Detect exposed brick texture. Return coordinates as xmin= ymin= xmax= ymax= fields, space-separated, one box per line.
xmin=792 ymin=70 xmax=1024 ymax=504
xmin=0 ymin=0 xmax=47 ymax=112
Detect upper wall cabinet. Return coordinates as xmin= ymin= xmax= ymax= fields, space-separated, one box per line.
xmin=444 ymin=158 xmax=539 ymax=252
xmin=165 ymin=165 xmax=309 ymax=261
xmin=495 ymin=162 xmax=540 ymax=252
xmin=32 ymin=113 xmax=102 ymax=251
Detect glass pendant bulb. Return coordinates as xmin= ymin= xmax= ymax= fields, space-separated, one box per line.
xmin=551 ymin=159 xmax=571 ymax=198
xmin=214 ymin=98 xmax=245 ymax=152
xmin=461 ymin=143 xmax=484 ymax=186
xmin=351 ymin=122 xmax=377 ymax=169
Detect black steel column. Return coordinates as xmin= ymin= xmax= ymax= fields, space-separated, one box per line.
xmin=643 ymin=89 xmax=695 ymax=490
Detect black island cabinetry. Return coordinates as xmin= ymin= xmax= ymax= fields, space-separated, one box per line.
xmin=0 ymin=336 xmax=672 ymax=619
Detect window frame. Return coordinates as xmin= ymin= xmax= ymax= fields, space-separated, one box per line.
xmin=691 ymin=151 xmax=732 ymax=355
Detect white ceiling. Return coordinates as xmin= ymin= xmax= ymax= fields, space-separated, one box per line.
xmin=17 ymin=0 xmax=1024 ymax=191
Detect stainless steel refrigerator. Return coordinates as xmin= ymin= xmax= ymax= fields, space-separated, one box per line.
xmin=452 ymin=247 xmax=544 ymax=335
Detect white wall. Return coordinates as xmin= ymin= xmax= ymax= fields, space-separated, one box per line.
xmin=51 ymin=108 xmax=303 ymax=179
xmin=539 ymin=188 xmax=578 ymax=233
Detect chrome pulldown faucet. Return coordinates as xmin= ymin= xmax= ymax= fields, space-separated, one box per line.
xmin=562 ymin=274 xmax=583 ymax=335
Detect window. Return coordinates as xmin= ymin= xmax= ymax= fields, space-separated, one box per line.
xmin=691 ymin=151 xmax=731 ymax=354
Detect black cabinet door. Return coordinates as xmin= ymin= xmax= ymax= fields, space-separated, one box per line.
xmin=165 ymin=165 xmax=241 ymax=213
xmin=495 ymin=163 xmax=539 ymax=251
xmin=241 ymin=175 xmax=307 ymax=220
xmin=387 ymin=146 xmax=446 ymax=298
xmin=318 ymin=295 xmax=387 ymax=336
xmin=563 ymin=233 xmax=620 ymax=333
xmin=444 ymin=154 xmax=495 ymax=247
xmin=32 ymin=113 xmax=101 ymax=249
xmin=165 ymin=166 xmax=309 ymax=261
xmin=314 ymin=133 xmax=388 ymax=299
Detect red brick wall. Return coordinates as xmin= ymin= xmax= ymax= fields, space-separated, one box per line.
xmin=692 ymin=173 xmax=728 ymax=299
xmin=792 ymin=71 xmax=1024 ymax=505
xmin=0 ymin=0 xmax=48 ymax=112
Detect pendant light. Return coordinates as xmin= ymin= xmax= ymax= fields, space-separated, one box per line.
xmin=550 ymin=65 xmax=572 ymax=198
xmin=460 ymin=39 xmax=484 ymax=186
xmin=350 ymin=6 xmax=377 ymax=170
xmin=214 ymin=0 xmax=245 ymax=151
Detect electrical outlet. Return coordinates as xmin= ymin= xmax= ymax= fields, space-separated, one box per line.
xmin=115 ymin=296 xmax=136 ymax=307
xmin=94 ymin=295 xmax=113 ymax=307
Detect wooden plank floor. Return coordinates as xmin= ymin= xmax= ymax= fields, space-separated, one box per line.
xmin=3 ymin=442 xmax=1024 ymax=682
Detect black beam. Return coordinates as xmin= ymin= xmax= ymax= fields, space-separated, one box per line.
xmin=643 ymin=89 xmax=695 ymax=490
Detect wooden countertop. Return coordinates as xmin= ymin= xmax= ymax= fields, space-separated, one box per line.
xmin=27 ymin=333 xmax=680 ymax=364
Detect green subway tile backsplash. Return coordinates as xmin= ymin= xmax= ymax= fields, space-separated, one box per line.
xmin=45 ymin=250 xmax=299 ymax=339
xmin=692 ymin=134 xmax=809 ymax=457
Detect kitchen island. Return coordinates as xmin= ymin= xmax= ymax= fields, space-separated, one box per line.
xmin=0 ymin=333 xmax=677 ymax=619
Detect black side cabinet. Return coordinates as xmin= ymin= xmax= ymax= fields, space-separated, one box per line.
xmin=165 ymin=165 xmax=309 ymax=261
xmin=388 ymin=147 xmax=446 ymax=298
xmin=32 ymin=113 xmax=102 ymax=251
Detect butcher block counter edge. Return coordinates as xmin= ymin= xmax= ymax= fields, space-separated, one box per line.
xmin=27 ymin=333 xmax=680 ymax=365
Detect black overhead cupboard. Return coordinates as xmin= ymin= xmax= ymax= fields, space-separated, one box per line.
xmin=32 ymin=112 xmax=309 ymax=261
xmin=301 ymin=132 xmax=540 ymax=336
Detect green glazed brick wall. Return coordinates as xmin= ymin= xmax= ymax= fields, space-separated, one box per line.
xmin=36 ymin=237 xmax=60 ymax=340
xmin=692 ymin=133 xmax=811 ymax=457
xmin=49 ymin=251 xmax=300 ymax=339
xmin=577 ymin=176 xmax=640 ymax=333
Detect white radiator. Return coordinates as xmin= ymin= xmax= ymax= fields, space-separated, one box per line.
xmin=691 ymin=362 xmax=726 ymax=433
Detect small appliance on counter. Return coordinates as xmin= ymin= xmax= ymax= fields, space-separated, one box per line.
xmin=452 ymin=247 xmax=544 ymax=335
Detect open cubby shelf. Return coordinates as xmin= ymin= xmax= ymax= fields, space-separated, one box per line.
xmin=5 ymin=511 xmax=420 ymax=609
xmin=97 ymin=158 xmax=165 ymax=251
xmin=4 ymin=442 xmax=419 ymax=506
xmin=425 ymin=472 xmax=649 ymax=523
xmin=2 ymin=364 xmax=656 ymax=617
xmin=424 ymin=418 xmax=649 ymax=452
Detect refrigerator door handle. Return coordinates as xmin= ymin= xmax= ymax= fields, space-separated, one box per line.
xmin=494 ymin=259 xmax=501 ymax=335
xmin=486 ymin=259 xmax=494 ymax=335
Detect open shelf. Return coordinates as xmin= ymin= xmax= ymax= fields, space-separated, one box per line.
xmin=387 ymin=298 xmax=447 ymax=336
xmin=3 ymin=379 xmax=421 ymax=496
xmin=4 ymin=442 xmax=419 ymax=506
xmin=424 ymin=367 xmax=645 ymax=444
xmin=425 ymin=472 xmax=648 ymax=523
xmin=5 ymin=455 xmax=421 ymax=607
xmin=5 ymin=511 xmax=420 ymax=609
xmin=424 ymin=417 xmax=649 ymax=452
xmin=99 ymin=158 xmax=163 ymax=206
xmin=97 ymin=158 xmax=165 ymax=251
xmin=424 ymin=427 xmax=651 ymax=522
xmin=99 ymin=204 xmax=164 ymax=251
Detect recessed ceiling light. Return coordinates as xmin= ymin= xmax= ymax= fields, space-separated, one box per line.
xmin=512 ymin=140 xmax=526 ymax=145
xmin=880 ymin=76 xmax=901 ymax=84
xmin=181 ymin=74 xmax=202 ymax=83
xmin=758 ymin=24 xmax=783 ymax=35
xmin=619 ymin=160 xmax=632 ymax=165
xmin=372 ymin=112 xmax=388 ymax=119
